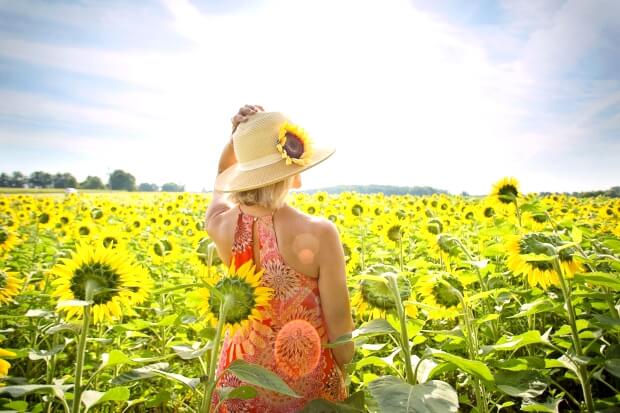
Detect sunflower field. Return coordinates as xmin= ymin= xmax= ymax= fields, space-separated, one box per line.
xmin=1 ymin=178 xmax=619 ymax=413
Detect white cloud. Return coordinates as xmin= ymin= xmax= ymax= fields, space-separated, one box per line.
xmin=0 ymin=0 xmax=618 ymax=193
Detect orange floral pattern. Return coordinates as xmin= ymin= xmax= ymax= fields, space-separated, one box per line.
xmin=213 ymin=210 xmax=346 ymax=412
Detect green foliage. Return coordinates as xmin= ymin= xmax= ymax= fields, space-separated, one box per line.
xmin=79 ymin=175 xmax=105 ymax=189
xmin=108 ymin=169 xmax=136 ymax=191
xmin=161 ymin=182 xmax=185 ymax=192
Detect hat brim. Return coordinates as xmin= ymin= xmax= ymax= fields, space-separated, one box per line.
xmin=214 ymin=146 xmax=335 ymax=192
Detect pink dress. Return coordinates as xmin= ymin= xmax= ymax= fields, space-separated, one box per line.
xmin=213 ymin=209 xmax=347 ymax=412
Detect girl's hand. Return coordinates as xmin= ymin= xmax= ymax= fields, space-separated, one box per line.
xmin=231 ymin=104 xmax=264 ymax=134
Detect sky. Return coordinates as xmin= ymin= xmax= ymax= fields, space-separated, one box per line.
xmin=0 ymin=0 xmax=619 ymax=195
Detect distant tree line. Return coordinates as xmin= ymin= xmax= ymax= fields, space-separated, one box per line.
xmin=540 ymin=186 xmax=620 ymax=199
xmin=305 ymin=185 xmax=449 ymax=196
xmin=0 ymin=170 xmax=185 ymax=192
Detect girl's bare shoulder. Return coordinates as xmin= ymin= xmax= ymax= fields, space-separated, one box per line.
xmin=283 ymin=205 xmax=339 ymax=238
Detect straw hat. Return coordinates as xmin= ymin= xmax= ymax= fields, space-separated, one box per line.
xmin=215 ymin=112 xmax=335 ymax=192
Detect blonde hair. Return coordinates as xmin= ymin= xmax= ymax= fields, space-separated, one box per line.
xmin=229 ymin=176 xmax=295 ymax=209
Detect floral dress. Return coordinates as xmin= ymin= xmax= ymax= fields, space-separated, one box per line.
xmin=213 ymin=209 xmax=347 ymax=412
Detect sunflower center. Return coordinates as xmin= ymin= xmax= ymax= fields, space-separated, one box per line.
xmin=431 ymin=275 xmax=462 ymax=308
xmin=0 ymin=228 xmax=8 ymax=244
xmin=484 ymin=207 xmax=495 ymax=218
xmin=70 ymin=262 xmax=121 ymax=304
xmin=153 ymin=240 xmax=172 ymax=257
xmin=351 ymin=204 xmax=363 ymax=216
xmin=79 ymin=226 xmax=90 ymax=236
xmin=209 ymin=277 xmax=256 ymax=324
xmin=427 ymin=218 xmax=443 ymax=235
xmin=360 ymin=277 xmax=410 ymax=311
xmin=283 ymin=133 xmax=304 ymax=159
xmin=103 ymin=236 xmax=119 ymax=248
xmin=387 ymin=225 xmax=402 ymax=242
xmin=38 ymin=213 xmax=50 ymax=224
xmin=498 ymin=185 xmax=518 ymax=204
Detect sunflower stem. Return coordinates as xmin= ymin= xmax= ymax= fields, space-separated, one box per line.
xmin=513 ymin=198 xmax=522 ymax=227
xmin=454 ymin=239 xmax=499 ymax=341
xmin=201 ymin=296 xmax=231 ymax=412
xmin=398 ymin=237 xmax=404 ymax=272
xmin=72 ymin=283 xmax=94 ymax=413
xmin=552 ymin=257 xmax=595 ymax=413
xmin=386 ymin=274 xmax=415 ymax=385
xmin=451 ymin=284 xmax=487 ymax=413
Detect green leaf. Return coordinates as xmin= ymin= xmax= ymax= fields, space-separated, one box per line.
xmin=43 ymin=322 xmax=81 ymax=335
xmin=226 ymin=360 xmax=300 ymax=398
xmin=101 ymin=350 xmax=135 ymax=369
xmin=368 ymin=376 xmax=459 ymax=413
xmin=171 ymin=344 xmax=209 ymax=360
xmin=427 ymin=349 xmax=494 ymax=383
xmin=82 ymin=387 xmax=130 ymax=411
xmin=299 ymin=397 xmax=364 ymax=412
xmin=571 ymin=227 xmax=582 ymax=244
xmin=520 ymin=398 xmax=561 ymax=413
xmin=151 ymin=370 xmax=200 ymax=391
xmin=481 ymin=330 xmax=549 ymax=354
xmin=509 ymin=298 xmax=557 ymax=318
xmin=494 ymin=370 xmax=546 ymax=398
xmin=495 ymin=357 xmax=545 ymax=371
xmin=355 ymin=319 xmax=398 ymax=337
xmin=604 ymin=359 xmax=620 ymax=378
xmin=218 ymin=386 xmax=257 ymax=402
xmin=411 ymin=355 xmax=439 ymax=384
xmin=573 ymin=272 xmax=620 ymax=292
xmin=28 ymin=344 xmax=65 ymax=362
xmin=326 ymin=319 xmax=397 ymax=348
xmin=5 ymin=400 xmax=29 ymax=412
xmin=111 ymin=362 xmax=169 ymax=385
xmin=592 ymin=314 xmax=620 ymax=332
xmin=475 ymin=314 xmax=500 ymax=325
xmin=25 ymin=309 xmax=53 ymax=318
xmin=0 ymin=384 xmax=72 ymax=398
xmin=145 ymin=390 xmax=171 ymax=408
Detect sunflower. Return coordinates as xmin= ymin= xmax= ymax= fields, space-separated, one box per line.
xmin=431 ymin=234 xmax=462 ymax=270
xmin=51 ymin=243 xmax=152 ymax=323
xmin=149 ymin=235 xmax=178 ymax=265
xmin=189 ymin=260 xmax=273 ymax=336
xmin=0 ymin=226 xmax=18 ymax=255
xmin=276 ymin=121 xmax=314 ymax=166
xmin=416 ymin=271 xmax=464 ymax=320
xmin=0 ymin=348 xmax=16 ymax=379
xmin=490 ymin=177 xmax=520 ymax=206
xmin=351 ymin=265 xmax=417 ymax=319
xmin=191 ymin=237 xmax=222 ymax=280
xmin=506 ymin=232 xmax=583 ymax=289
xmin=95 ymin=225 xmax=129 ymax=250
xmin=372 ymin=213 xmax=408 ymax=244
xmin=0 ymin=269 xmax=22 ymax=304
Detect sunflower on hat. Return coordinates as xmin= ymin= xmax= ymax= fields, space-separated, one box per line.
xmin=276 ymin=122 xmax=314 ymax=166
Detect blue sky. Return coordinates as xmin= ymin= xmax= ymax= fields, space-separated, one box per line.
xmin=0 ymin=0 xmax=618 ymax=194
